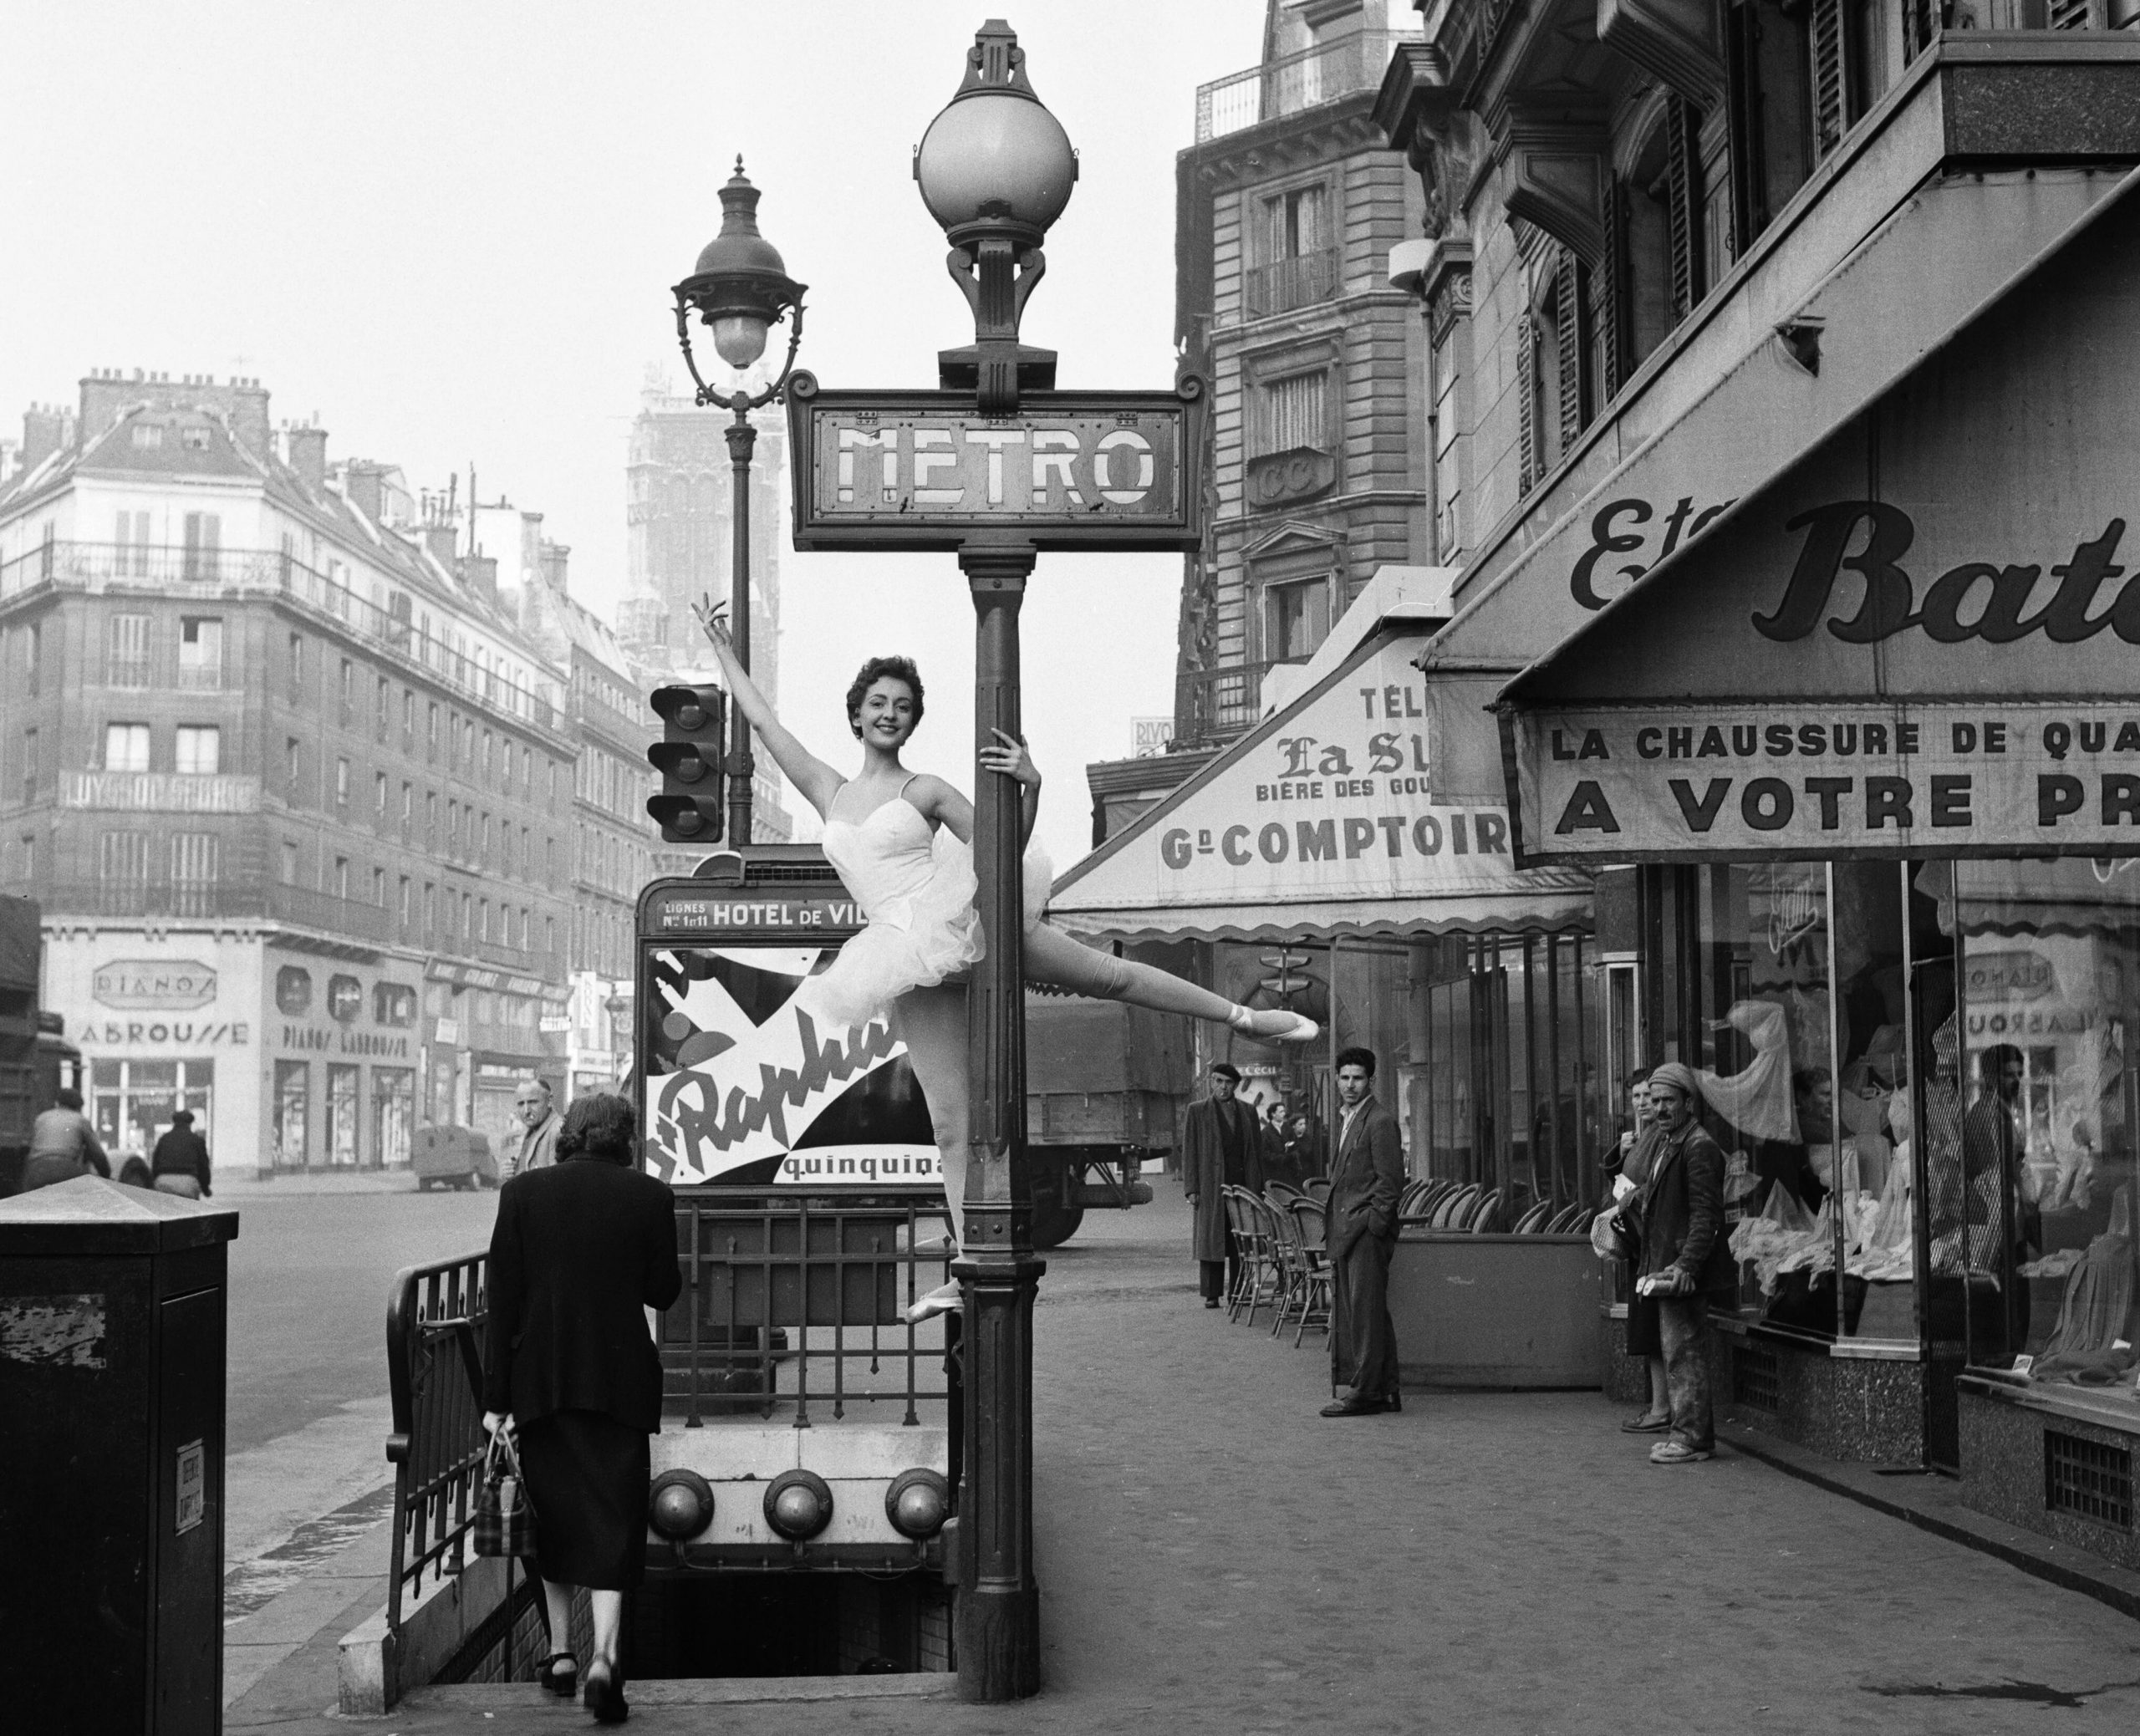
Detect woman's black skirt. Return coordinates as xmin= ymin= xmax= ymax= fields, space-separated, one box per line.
xmin=517 ymin=1410 xmax=652 ymax=1591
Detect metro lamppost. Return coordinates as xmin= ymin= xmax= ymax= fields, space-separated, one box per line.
xmin=671 ymin=160 xmax=806 ymax=844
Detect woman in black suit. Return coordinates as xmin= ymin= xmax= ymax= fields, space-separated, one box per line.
xmin=483 ymin=1092 xmax=681 ymax=1723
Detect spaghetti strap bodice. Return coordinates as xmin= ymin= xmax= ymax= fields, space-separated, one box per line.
xmin=821 ymin=792 xmax=943 ymax=932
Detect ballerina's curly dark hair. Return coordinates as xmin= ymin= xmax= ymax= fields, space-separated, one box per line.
xmin=846 ymin=655 xmax=925 ymax=739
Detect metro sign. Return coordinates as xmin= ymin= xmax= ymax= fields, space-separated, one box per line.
xmin=785 ymin=372 xmax=1208 ymax=552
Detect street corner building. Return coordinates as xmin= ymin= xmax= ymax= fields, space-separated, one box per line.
xmin=0 ymin=370 xmax=660 ymax=1178
xmin=1266 ymin=0 xmax=2140 ymax=1573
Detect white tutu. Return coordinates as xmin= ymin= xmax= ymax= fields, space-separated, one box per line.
xmin=807 ymin=796 xmax=1054 ymax=1030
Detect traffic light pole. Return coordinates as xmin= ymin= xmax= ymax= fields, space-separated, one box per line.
xmin=725 ymin=408 xmax=757 ymax=847
xmin=951 ymin=537 xmax=1042 ymax=1701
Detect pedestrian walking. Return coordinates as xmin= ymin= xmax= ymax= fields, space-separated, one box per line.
xmin=507 ymin=1077 xmax=562 ymax=1180
xmin=1181 ymin=1062 xmax=1259 ymax=1307
xmin=482 ymin=1091 xmax=682 ymax=1723
xmin=1633 ymin=1062 xmax=1734 ymax=1464
xmin=150 ymin=1107 xmax=211 ymax=1199
xmin=22 ymin=1087 xmax=110 ymax=1192
xmin=1322 ymin=1047 xmax=1404 ymax=1417
xmin=1613 ymin=1068 xmax=1674 ymax=1436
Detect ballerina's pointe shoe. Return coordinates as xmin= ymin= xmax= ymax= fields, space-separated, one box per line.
xmin=903 ymin=1280 xmax=964 ymax=1324
xmin=1229 ymin=1005 xmax=1321 ymax=1045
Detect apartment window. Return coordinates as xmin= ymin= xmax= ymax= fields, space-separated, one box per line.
xmin=288 ymin=634 xmax=304 ymax=700
xmin=1266 ymin=578 xmax=1330 ymax=664
xmin=400 ymin=781 xmax=413 ymax=840
xmin=480 ymin=899 xmax=490 ymax=942
xmin=402 ymin=689 xmax=415 ymax=748
xmin=424 ymin=883 xmax=437 ymax=939
xmin=171 ymin=832 xmax=218 ymax=888
xmin=22 ymin=621 xmax=39 ymax=696
xmin=1251 ymin=371 xmax=1328 ymax=458
xmin=427 ymin=791 xmax=438 ymax=847
xmin=174 ymin=725 xmax=221 ymax=776
xmin=427 ymin=702 xmax=439 ymax=758
xmin=177 ymin=618 xmax=223 ymax=690
xmin=449 ymin=801 xmax=461 ymax=853
xmin=20 ymin=728 xmax=37 ymax=805
xmin=107 ymin=613 xmax=150 ymax=688
xmin=376 ymin=677 xmax=391 ymax=744
xmin=546 ymin=916 xmax=556 ymax=957
xmin=181 ymin=512 xmax=221 ymax=583
xmin=522 ymin=751 xmax=532 ymax=797
xmin=104 ymin=723 xmax=151 ymax=773
xmin=461 ymin=892 xmax=472 ymax=940
xmin=19 ymin=833 xmax=35 ymax=883
xmin=114 ymin=509 xmax=153 ymax=576
xmin=99 ymin=830 xmax=150 ymax=884
xmin=372 ymin=867 xmax=387 ymax=907
xmin=339 ymin=659 xmax=354 ymax=726
xmin=335 ymin=756 xmax=350 ymax=811
xmin=132 ymin=423 xmax=162 ymax=450
xmin=281 ymin=841 xmax=299 ymax=884
xmin=334 ymin=856 xmax=349 ymax=900
xmin=374 ymin=772 xmax=388 ymax=822
xmin=482 ymin=730 xmax=493 ymax=782
xmin=285 ymin=738 xmax=303 ymax=802
xmin=399 ymin=875 xmax=413 ymax=931
xmin=1247 ymin=183 xmax=1335 ymax=317
xmin=482 ymin=812 xmax=491 ymax=857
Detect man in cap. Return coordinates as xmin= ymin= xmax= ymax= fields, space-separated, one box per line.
xmin=150 ymin=1107 xmax=212 ymax=1199
xmin=1632 ymin=1061 xmax=1732 ymax=1464
xmin=507 ymin=1077 xmax=562 ymax=1181
xmin=1182 ymin=1061 xmax=1260 ymax=1307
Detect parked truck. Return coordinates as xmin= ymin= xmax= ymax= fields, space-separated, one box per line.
xmin=0 ymin=895 xmax=83 ymax=1198
xmin=1022 ymin=989 xmax=1175 ymax=1248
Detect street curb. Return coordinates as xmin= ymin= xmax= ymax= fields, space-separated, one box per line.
xmin=401 ymin=1674 xmax=956 ymax=1710
xmin=1718 ymin=1418 xmax=2140 ymax=1623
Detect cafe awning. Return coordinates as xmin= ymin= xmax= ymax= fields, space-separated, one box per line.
xmin=1047 ymin=574 xmax=1592 ymax=944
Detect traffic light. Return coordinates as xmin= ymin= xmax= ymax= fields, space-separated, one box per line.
xmin=647 ymin=685 xmax=727 ymax=843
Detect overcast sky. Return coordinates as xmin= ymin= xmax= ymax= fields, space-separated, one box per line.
xmin=0 ymin=3 xmax=1266 ymax=868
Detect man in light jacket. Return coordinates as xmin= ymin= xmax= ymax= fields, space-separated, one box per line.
xmin=507 ymin=1077 xmax=562 ymax=1181
xmin=1322 ymin=1046 xmax=1405 ymax=1417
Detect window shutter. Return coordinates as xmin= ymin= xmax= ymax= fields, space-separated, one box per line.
xmin=1556 ymin=253 xmax=1584 ymax=452
xmin=1597 ymin=178 xmax=1625 ymax=400
xmin=1810 ymin=0 xmax=1849 ymax=160
xmin=1516 ymin=310 xmax=1539 ymax=496
xmin=1665 ymin=99 xmax=1704 ymax=322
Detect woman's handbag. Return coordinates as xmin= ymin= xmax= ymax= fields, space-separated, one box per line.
xmin=473 ymin=1424 xmax=538 ymax=1560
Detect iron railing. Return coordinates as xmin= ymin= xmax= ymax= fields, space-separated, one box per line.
xmin=1179 ymin=660 xmax=1270 ymax=746
xmin=385 ymin=1248 xmax=490 ymax=1632
xmin=665 ymin=1191 xmax=955 ymax=1430
xmin=0 ymin=540 xmax=563 ymax=736
xmin=1244 ymin=248 xmax=1342 ymax=318
xmin=1195 ymin=30 xmax=1408 ymax=141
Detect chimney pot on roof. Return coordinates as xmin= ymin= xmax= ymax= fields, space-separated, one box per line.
xmin=287 ymin=425 xmax=328 ymax=492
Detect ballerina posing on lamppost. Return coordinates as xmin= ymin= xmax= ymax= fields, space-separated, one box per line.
xmin=693 ymin=601 xmax=1316 ymax=1250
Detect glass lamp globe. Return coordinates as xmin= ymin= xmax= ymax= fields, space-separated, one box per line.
xmin=915 ymin=91 xmax=1075 ymax=247
xmin=711 ymin=313 xmax=770 ymax=369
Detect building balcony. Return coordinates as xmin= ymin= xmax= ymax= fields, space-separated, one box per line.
xmin=572 ymin=686 xmax=650 ymax=751
xmin=59 ymin=771 xmax=262 ymax=814
xmin=1178 ymin=660 xmax=1272 ymax=746
xmin=1243 ymin=248 xmax=1342 ymax=318
xmin=39 ymin=878 xmax=395 ymax=944
xmin=0 ymin=540 xmax=563 ymax=738
xmin=1195 ymin=29 xmax=1413 ymax=142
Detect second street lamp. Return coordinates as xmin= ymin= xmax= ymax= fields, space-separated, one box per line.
xmin=672 ymin=159 xmax=806 ymax=844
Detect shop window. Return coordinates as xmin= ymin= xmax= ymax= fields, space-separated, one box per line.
xmin=273 ymin=1061 xmax=309 ymax=1169
xmin=277 ymin=965 xmax=313 ymax=1016
xmin=177 ymin=618 xmax=222 ymax=690
xmin=326 ymin=1063 xmax=359 ymax=1167
xmin=372 ymin=1067 xmax=415 ymax=1168
xmin=328 ymin=974 xmax=362 ymax=1023
xmin=374 ymin=981 xmax=416 ymax=1026
xmin=107 ymin=613 xmax=150 ymax=688
xmin=175 ymin=725 xmax=220 ymax=776
xmin=92 ymin=1057 xmax=212 ymax=1161
xmin=104 ymin=722 xmax=150 ymax=773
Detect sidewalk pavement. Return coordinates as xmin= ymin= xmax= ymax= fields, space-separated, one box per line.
xmin=230 ymin=1193 xmax=2140 ymax=1733
xmin=213 ymin=1168 xmax=425 ymax=1197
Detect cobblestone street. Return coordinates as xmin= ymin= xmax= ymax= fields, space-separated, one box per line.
xmin=232 ymin=1194 xmax=2140 ymax=1734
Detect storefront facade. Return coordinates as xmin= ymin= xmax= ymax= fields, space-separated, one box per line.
xmin=1056 ymin=577 xmax=1608 ymax=1221
xmin=263 ymin=944 xmax=424 ymax=1171
xmin=1496 ymin=187 xmax=2140 ymax=1556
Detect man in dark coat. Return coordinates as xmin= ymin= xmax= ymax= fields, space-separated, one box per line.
xmin=1182 ymin=1062 xmax=1259 ymax=1307
xmin=150 ymin=1107 xmax=212 ymax=1199
xmin=1322 ymin=1046 xmax=1405 ymax=1417
xmin=1634 ymin=1062 xmax=1734 ymax=1464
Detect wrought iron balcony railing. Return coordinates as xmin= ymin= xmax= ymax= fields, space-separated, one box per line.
xmin=1195 ymin=30 xmax=1410 ymax=142
xmin=1244 ymin=247 xmax=1342 ymax=318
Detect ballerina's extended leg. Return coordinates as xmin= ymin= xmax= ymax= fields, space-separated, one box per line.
xmin=1023 ymin=923 xmax=1318 ymax=1042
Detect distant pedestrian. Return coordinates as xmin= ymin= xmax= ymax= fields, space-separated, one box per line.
xmin=1322 ymin=1048 xmax=1404 ymax=1418
xmin=150 ymin=1107 xmax=211 ymax=1199
xmin=1182 ymin=1062 xmax=1259 ymax=1307
xmin=23 ymin=1087 xmax=110 ymax=1191
xmin=116 ymin=1155 xmax=154 ymax=1189
xmin=483 ymin=1092 xmax=681 ymax=1723
xmin=1258 ymin=1099 xmax=1294 ymax=1189
xmin=1633 ymin=1063 xmax=1733 ymax=1464
xmin=1613 ymin=1069 xmax=1673 ymax=1437
xmin=1286 ymin=1111 xmax=1324 ymax=1180
xmin=507 ymin=1077 xmax=562 ymax=1180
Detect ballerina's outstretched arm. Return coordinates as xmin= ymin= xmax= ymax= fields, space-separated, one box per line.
xmin=693 ymin=598 xmax=844 ymax=820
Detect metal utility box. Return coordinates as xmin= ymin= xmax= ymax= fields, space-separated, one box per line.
xmin=0 ymin=1177 xmax=240 ymax=1734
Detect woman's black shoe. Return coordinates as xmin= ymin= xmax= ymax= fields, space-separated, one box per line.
xmin=584 ymin=1665 xmax=629 ymax=1724
xmin=538 ymin=1651 xmax=577 ymax=1696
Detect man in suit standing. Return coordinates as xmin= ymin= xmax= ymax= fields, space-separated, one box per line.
xmin=507 ymin=1077 xmax=562 ymax=1180
xmin=1322 ymin=1046 xmax=1404 ymax=1417
xmin=1183 ymin=1062 xmax=1259 ymax=1308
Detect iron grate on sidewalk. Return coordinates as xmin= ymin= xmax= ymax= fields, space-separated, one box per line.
xmin=1733 ymin=1343 xmax=1781 ymax=1412
xmin=2045 ymin=1429 xmax=2133 ymax=1530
